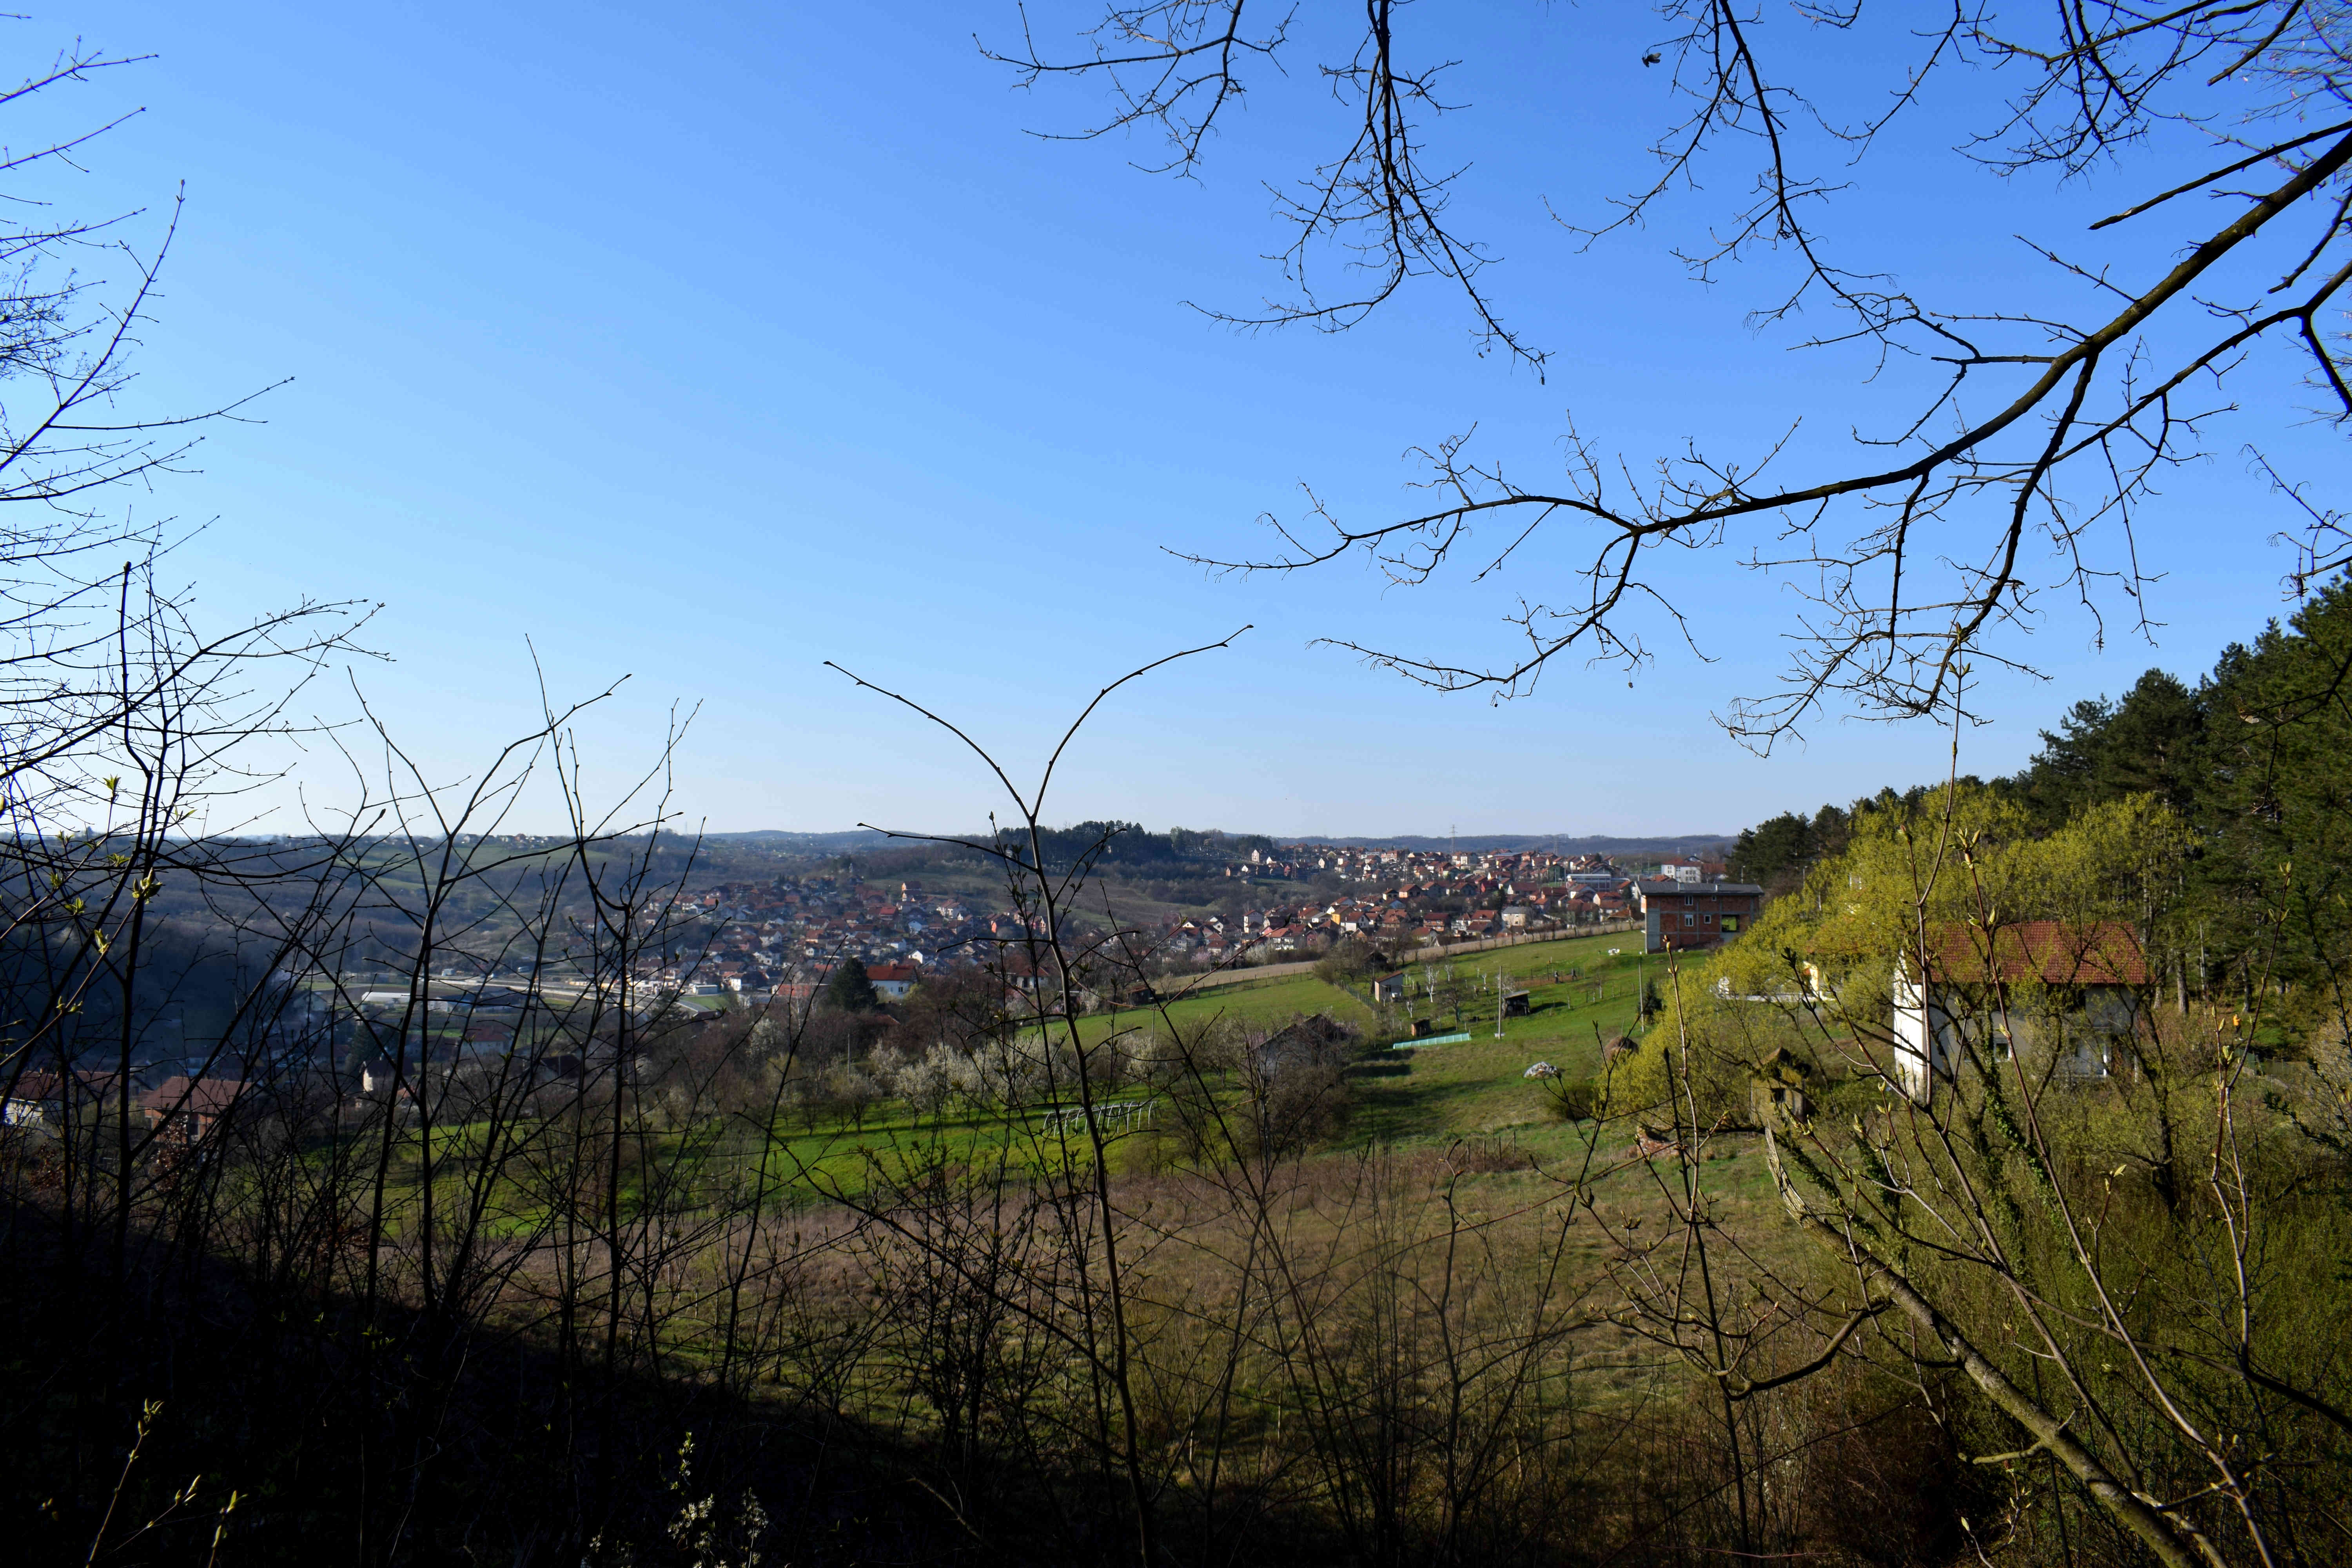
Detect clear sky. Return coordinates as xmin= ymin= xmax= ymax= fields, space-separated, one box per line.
xmin=28 ymin=2 xmax=2348 ymax=838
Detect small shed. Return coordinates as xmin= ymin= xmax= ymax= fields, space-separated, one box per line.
xmin=1749 ymin=1047 xmax=1814 ymax=1128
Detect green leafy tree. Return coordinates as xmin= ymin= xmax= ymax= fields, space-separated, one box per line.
xmin=1311 ymin=936 xmax=1383 ymax=987
xmin=1675 ymin=783 xmax=2331 ymax=1566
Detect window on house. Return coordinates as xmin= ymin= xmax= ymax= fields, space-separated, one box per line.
xmin=1703 ymin=913 xmax=1714 ymax=925
xmin=1683 ymin=913 xmax=1696 ymax=928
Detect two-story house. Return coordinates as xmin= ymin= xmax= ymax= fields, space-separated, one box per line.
xmin=1636 ymin=877 xmax=1765 ymax=953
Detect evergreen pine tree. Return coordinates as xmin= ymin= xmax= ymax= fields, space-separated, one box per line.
xmin=821 ymin=955 xmax=880 ymax=1012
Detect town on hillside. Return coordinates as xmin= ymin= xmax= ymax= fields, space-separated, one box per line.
xmin=624 ymin=842 xmax=1762 ymax=1006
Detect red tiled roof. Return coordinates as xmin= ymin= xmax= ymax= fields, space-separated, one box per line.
xmin=142 ymin=1076 xmax=245 ymax=1117
xmin=1922 ymin=922 xmax=2147 ymax=986
xmin=6 ymin=1069 xmax=120 ymax=1102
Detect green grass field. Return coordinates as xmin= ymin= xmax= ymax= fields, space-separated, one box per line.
xmin=528 ymin=934 xmax=1672 ymax=1206
xmin=377 ymin=933 xmax=1714 ymax=1217
xmin=1077 ymin=933 xmax=1664 ymax=1148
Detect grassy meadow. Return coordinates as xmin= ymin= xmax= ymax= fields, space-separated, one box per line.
xmin=1085 ymin=933 xmax=1657 ymax=1142
xmin=380 ymin=932 xmax=1781 ymax=1241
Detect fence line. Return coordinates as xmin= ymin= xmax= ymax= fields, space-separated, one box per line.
xmin=1038 ymin=1098 xmax=1159 ymax=1136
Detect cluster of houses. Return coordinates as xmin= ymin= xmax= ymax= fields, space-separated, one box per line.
xmin=1163 ymin=846 xmax=1628 ymax=963
xmin=1160 ymin=848 xmax=1763 ymax=962
xmin=616 ymin=847 xmax=1741 ymax=997
xmin=1259 ymin=844 xmax=1625 ymax=887
xmin=615 ymin=845 xmax=1772 ymax=992
xmin=626 ymin=872 xmax=993 ymax=997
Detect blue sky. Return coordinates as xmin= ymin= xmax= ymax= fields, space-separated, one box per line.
xmin=30 ymin=2 xmax=2348 ymax=837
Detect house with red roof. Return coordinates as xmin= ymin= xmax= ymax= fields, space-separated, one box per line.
xmin=866 ymin=962 xmax=921 ymax=999
xmin=1890 ymin=922 xmax=2149 ymax=1102
xmin=141 ymin=1076 xmax=245 ymax=1144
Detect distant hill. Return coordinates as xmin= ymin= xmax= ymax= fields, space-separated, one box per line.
xmin=703 ymin=829 xmax=1731 ymax=857
xmin=1292 ymin=833 xmax=1733 ymax=855
xmin=700 ymin=829 xmax=895 ymax=851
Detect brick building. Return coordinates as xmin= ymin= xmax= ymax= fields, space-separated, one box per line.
xmin=141 ymin=1076 xmax=245 ymax=1144
xmin=1636 ymin=878 xmax=1764 ymax=953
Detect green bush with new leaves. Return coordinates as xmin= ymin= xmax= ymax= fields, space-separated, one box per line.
xmin=1625 ymin=785 xmax=2190 ymax=1126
